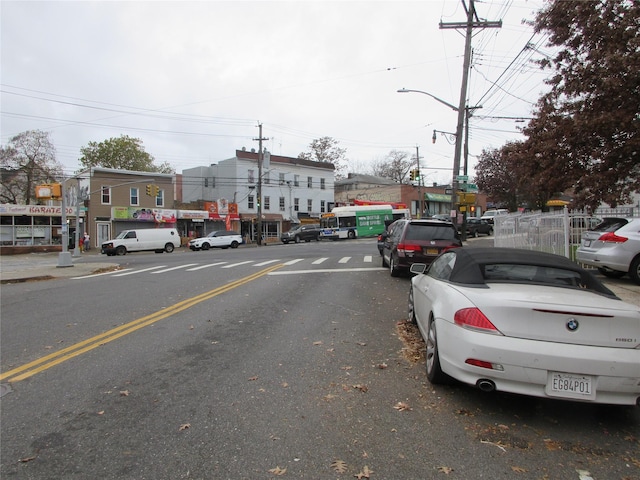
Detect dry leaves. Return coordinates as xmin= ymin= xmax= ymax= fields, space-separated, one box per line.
xmin=178 ymin=423 xmax=190 ymax=431
xmin=331 ymin=459 xmax=348 ymax=473
xmin=269 ymin=465 xmax=287 ymax=476
xmin=437 ymin=466 xmax=454 ymax=474
xmin=511 ymin=466 xmax=527 ymax=473
xmin=353 ymin=384 xmax=368 ymax=393
xmin=394 ymin=401 xmax=412 ymax=412
xmin=354 ymin=465 xmax=373 ymax=479
xmin=119 ymin=390 xmax=130 ymax=396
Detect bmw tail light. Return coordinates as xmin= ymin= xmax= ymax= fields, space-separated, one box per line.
xmin=598 ymin=232 xmax=628 ymax=243
xmin=454 ymin=308 xmax=503 ymax=334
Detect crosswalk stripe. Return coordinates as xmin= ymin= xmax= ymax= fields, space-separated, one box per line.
xmin=254 ymin=259 xmax=280 ymax=266
xmin=312 ymin=258 xmax=328 ymax=264
xmin=283 ymin=258 xmax=304 ymax=265
xmin=112 ymin=266 xmax=167 ymax=277
xmin=152 ymin=264 xmax=199 ymax=274
xmin=221 ymin=261 xmax=254 ymax=269
xmin=186 ymin=262 xmax=228 ymax=271
xmin=338 ymin=257 xmax=351 ymax=263
xmin=364 ymin=255 xmax=373 ymax=263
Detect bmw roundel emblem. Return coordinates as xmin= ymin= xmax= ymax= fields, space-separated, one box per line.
xmin=566 ymin=318 xmax=579 ymax=331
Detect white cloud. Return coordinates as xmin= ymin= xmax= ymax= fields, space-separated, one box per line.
xmin=1 ymin=0 xmax=549 ymax=184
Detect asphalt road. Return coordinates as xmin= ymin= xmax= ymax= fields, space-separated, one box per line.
xmin=1 ymin=239 xmax=639 ymax=479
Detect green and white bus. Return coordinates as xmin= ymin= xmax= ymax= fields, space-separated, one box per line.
xmin=319 ymin=205 xmax=410 ymax=240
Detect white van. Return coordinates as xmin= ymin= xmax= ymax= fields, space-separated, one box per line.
xmin=101 ymin=228 xmax=180 ymax=256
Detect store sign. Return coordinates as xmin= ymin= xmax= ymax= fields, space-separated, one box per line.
xmin=0 ymin=204 xmax=80 ymax=216
xmin=112 ymin=207 xmax=177 ymax=223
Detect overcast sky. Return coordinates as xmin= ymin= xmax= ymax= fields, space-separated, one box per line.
xmin=1 ymin=0 xmax=551 ymax=184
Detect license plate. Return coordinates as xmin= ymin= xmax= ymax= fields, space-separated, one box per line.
xmin=546 ymin=372 xmax=595 ymax=400
xmin=425 ymin=248 xmax=439 ymax=255
xmin=583 ymin=240 xmax=591 ymax=247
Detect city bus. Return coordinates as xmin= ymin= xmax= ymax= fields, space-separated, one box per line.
xmin=320 ymin=205 xmax=410 ymax=240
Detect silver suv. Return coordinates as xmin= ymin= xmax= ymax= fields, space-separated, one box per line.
xmin=577 ymin=218 xmax=640 ymax=284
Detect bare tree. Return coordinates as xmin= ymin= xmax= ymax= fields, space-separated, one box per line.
xmin=298 ymin=137 xmax=347 ymax=178
xmin=0 ymin=130 xmax=63 ymax=204
xmin=371 ymin=150 xmax=412 ymax=183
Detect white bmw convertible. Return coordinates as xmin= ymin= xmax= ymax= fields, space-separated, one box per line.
xmin=408 ymin=247 xmax=640 ymax=406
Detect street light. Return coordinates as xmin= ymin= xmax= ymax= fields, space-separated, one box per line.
xmin=397 ymin=87 xmax=462 ymax=223
xmin=397 ymin=88 xmax=458 ymax=111
xmin=397 ymin=88 xmax=481 ymax=236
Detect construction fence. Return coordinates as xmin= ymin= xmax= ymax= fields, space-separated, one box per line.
xmin=492 ymin=206 xmax=639 ymax=263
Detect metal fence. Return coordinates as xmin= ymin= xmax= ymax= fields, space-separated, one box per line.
xmin=493 ymin=206 xmax=638 ymax=262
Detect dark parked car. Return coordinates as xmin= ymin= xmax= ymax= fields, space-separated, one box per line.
xmin=466 ymin=218 xmax=493 ymax=237
xmin=381 ymin=219 xmax=462 ymax=276
xmin=281 ymin=224 xmax=321 ymax=244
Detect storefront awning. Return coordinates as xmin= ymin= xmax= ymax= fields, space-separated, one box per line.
xmin=425 ymin=193 xmax=452 ymax=202
xmin=240 ymin=214 xmax=283 ymax=221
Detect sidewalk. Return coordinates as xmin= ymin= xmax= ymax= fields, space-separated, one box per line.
xmin=0 ymin=250 xmax=119 ymax=283
xmin=1 ymin=250 xmax=639 ymax=307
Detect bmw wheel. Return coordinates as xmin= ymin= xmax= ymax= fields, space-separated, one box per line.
xmin=408 ymin=286 xmax=417 ymax=324
xmin=426 ymin=317 xmax=449 ymax=384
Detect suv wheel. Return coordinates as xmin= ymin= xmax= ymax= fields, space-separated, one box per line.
xmin=230 ymin=241 xmax=239 ymax=248
xmin=201 ymin=243 xmax=210 ymax=250
xmin=389 ymin=255 xmax=400 ymax=277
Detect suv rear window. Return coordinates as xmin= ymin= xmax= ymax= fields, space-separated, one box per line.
xmin=404 ymin=223 xmax=457 ymax=241
xmin=591 ymin=218 xmax=629 ymax=232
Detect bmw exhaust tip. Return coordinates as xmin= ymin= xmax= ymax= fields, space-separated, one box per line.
xmin=476 ymin=379 xmax=496 ymax=392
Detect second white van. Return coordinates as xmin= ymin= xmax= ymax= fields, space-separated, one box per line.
xmin=101 ymin=228 xmax=180 ymax=256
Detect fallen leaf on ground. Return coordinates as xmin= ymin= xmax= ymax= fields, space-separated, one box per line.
xmin=331 ymin=459 xmax=348 ymax=473
xmin=354 ymin=465 xmax=373 ymax=478
xmin=313 ymin=341 xmax=323 ymax=345
xmin=353 ymin=384 xmax=368 ymax=393
xmin=19 ymin=456 xmax=37 ymax=463
xmin=511 ymin=466 xmax=527 ymax=473
xmin=394 ymin=401 xmax=412 ymax=411
xmin=248 ymin=376 xmax=258 ymax=381
xmin=179 ymin=423 xmax=190 ymax=431
xmin=437 ymin=466 xmax=453 ymax=474
xmin=268 ymin=466 xmax=287 ymax=475
xmin=119 ymin=390 xmax=129 ymax=396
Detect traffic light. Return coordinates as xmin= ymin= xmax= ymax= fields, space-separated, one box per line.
xmin=146 ymin=184 xmax=153 ymax=196
xmin=414 ymin=169 xmax=420 ymax=181
xmin=409 ymin=169 xmax=416 ymax=181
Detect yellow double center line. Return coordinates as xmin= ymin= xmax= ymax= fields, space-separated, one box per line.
xmin=1 ymin=264 xmax=283 ymax=383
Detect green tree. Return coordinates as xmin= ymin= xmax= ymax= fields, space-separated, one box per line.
xmin=298 ymin=137 xmax=346 ymax=178
xmin=476 ymin=0 xmax=639 ymax=210
xmin=79 ymin=135 xmax=174 ymax=173
xmin=531 ymin=0 xmax=639 ymax=209
xmin=0 ymin=130 xmax=63 ymax=204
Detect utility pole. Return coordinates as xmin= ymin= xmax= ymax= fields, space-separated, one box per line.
xmin=440 ymin=0 xmax=501 ymax=228
xmin=415 ymin=146 xmax=424 ymax=218
xmin=253 ymin=123 xmax=269 ymax=246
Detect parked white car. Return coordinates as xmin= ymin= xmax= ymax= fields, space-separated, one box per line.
xmin=408 ymin=247 xmax=640 ymax=405
xmin=188 ymin=231 xmax=242 ymax=251
xmin=480 ymin=209 xmax=509 ymax=224
xmin=101 ymin=228 xmax=180 ymax=256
